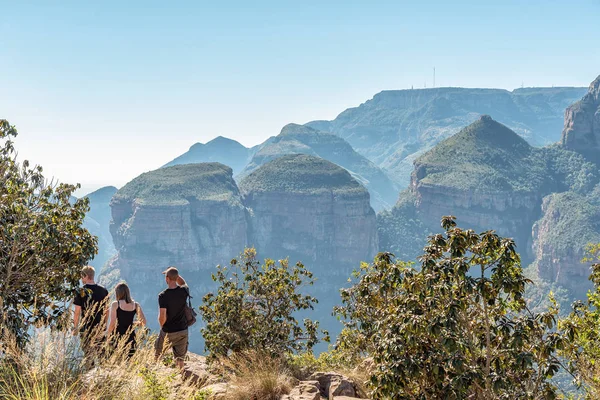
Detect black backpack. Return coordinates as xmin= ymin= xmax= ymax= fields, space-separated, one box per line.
xmin=183 ymin=287 xmax=197 ymax=327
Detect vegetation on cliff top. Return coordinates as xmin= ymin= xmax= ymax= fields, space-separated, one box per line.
xmin=415 ymin=115 xmax=550 ymax=193
xmin=113 ymin=163 xmax=242 ymax=206
xmin=239 ymin=154 xmax=367 ymax=196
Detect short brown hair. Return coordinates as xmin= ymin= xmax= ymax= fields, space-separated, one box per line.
xmin=81 ymin=266 xmax=95 ymax=279
xmin=162 ymin=266 xmax=179 ymax=280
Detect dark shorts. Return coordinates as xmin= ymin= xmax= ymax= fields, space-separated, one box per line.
xmin=155 ymin=328 xmax=188 ymax=361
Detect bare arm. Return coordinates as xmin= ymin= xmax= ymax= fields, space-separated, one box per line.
xmin=73 ymin=305 xmax=81 ymax=335
xmin=176 ymin=275 xmax=187 ymax=287
xmin=137 ymin=303 xmax=147 ymax=327
xmin=158 ymin=308 xmax=167 ymax=327
xmin=107 ymin=301 xmax=118 ymax=334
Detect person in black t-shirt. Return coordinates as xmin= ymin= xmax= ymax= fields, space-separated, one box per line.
xmin=73 ymin=265 xmax=109 ymax=353
xmin=154 ymin=266 xmax=189 ymax=369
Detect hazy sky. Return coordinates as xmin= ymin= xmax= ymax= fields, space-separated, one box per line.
xmin=1 ymin=0 xmax=599 ymax=194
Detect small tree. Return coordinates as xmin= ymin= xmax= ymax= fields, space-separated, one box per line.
xmin=0 ymin=120 xmax=97 ymax=344
xmin=560 ymin=244 xmax=600 ymax=398
xmin=337 ymin=216 xmax=565 ymax=399
xmin=200 ymin=248 xmax=328 ymax=357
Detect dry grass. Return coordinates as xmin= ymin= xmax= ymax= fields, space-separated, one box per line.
xmin=0 ymin=326 xmax=206 ymax=400
xmin=215 ymin=351 xmax=295 ymax=400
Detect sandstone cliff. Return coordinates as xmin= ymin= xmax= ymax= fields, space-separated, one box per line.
xmin=561 ymin=75 xmax=600 ymax=164
xmin=532 ymin=191 xmax=600 ymax=293
xmin=103 ymin=163 xmax=249 ymax=340
xmin=240 ymin=154 xmax=378 ymax=273
xmin=409 ymin=115 xmax=549 ymax=251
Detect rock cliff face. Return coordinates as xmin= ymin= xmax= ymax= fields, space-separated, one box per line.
xmin=532 ymin=192 xmax=600 ymax=293
xmin=103 ymin=163 xmax=249 ymax=338
xmin=308 ymin=87 xmax=586 ymax=185
xmin=239 ymin=154 xmax=378 ymax=274
xmin=561 ymin=75 xmax=600 ymax=164
xmin=240 ymin=124 xmax=399 ymax=211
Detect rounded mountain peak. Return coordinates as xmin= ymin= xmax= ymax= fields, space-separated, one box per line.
xmin=279 ymin=123 xmax=320 ymax=136
xmin=239 ymin=154 xmax=366 ymax=196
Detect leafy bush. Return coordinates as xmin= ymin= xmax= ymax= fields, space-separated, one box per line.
xmin=338 ymin=216 xmax=567 ymax=399
xmin=0 ymin=120 xmax=97 ymax=344
xmin=200 ymin=248 xmax=328 ymax=357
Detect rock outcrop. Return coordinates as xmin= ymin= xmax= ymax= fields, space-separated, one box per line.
xmin=561 ymin=75 xmax=600 ymax=164
xmin=240 ymin=124 xmax=399 ymax=211
xmin=240 ymin=154 xmax=378 ymax=275
xmin=103 ymin=163 xmax=249 ymax=343
xmin=532 ymin=191 xmax=600 ymax=293
xmin=409 ymin=115 xmax=549 ymax=251
xmin=308 ymin=86 xmax=586 ymax=186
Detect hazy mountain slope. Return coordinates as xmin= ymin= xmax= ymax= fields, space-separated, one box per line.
xmin=307 ymin=86 xmax=586 ymax=186
xmin=239 ymin=123 xmax=399 ymax=211
xmin=163 ymin=136 xmax=253 ymax=175
xmin=82 ymin=186 xmax=118 ymax=272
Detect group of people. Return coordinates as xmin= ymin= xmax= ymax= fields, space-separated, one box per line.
xmin=72 ymin=265 xmax=191 ymax=368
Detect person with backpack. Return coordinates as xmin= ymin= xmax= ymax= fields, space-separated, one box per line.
xmin=106 ymin=282 xmax=147 ymax=357
xmin=73 ymin=266 xmax=109 ymax=356
xmin=154 ymin=266 xmax=194 ymax=369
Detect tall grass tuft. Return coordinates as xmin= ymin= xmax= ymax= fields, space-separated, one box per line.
xmin=0 ymin=326 xmax=205 ymax=400
xmin=216 ymin=350 xmax=295 ymax=400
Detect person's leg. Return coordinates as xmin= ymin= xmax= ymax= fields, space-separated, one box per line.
xmin=167 ymin=329 xmax=188 ymax=369
xmin=154 ymin=329 xmax=166 ymax=361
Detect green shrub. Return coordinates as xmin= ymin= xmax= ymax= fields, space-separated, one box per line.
xmin=200 ymin=248 xmax=328 ymax=357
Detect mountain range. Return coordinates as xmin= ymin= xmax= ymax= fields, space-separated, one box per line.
xmin=78 ymin=77 xmax=599 ymax=351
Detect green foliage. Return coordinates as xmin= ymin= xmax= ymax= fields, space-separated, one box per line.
xmin=113 ymin=163 xmax=241 ymax=206
xmin=194 ymin=388 xmax=212 ymax=400
xmin=338 ymin=217 xmax=566 ymax=399
xmin=0 ymin=120 xmax=97 ymax=344
xmin=239 ymin=154 xmax=366 ymax=196
xmin=200 ymin=248 xmax=329 ymax=357
xmin=559 ymin=245 xmax=600 ymax=399
xmin=139 ymin=367 xmax=172 ymax=400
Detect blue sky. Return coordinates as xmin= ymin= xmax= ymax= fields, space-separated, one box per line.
xmin=1 ymin=0 xmax=599 ymax=193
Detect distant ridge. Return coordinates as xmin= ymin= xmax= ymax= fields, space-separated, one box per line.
xmin=307 ymin=86 xmax=587 ymax=186
xmin=239 ymin=123 xmax=399 ymax=211
xmin=162 ymin=136 xmax=252 ymax=175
